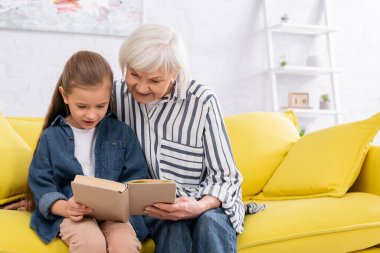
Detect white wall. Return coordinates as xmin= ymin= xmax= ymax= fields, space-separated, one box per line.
xmin=1 ymin=0 xmax=379 ymax=142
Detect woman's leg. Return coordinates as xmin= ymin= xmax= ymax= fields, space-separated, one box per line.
xmin=59 ymin=218 xmax=106 ymax=253
xmin=149 ymin=217 xmax=192 ymax=253
xmin=192 ymin=208 xmax=237 ymax=253
xmin=99 ymin=221 xmax=141 ymax=253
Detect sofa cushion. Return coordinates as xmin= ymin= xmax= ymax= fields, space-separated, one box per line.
xmin=224 ymin=111 xmax=300 ymax=197
xmin=0 ymin=114 xmax=33 ymax=205
xmin=239 ymin=192 xmax=380 ymax=253
xmin=6 ymin=117 xmax=43 ymax=150
xmin=0 ymin=210 xmax=68 ymax=253
xmin=258 ymin=113 xmax=380 ymax=200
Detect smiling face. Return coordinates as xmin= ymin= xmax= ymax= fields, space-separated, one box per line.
xmin=125 ymin=67 xmax=177 ymax=104
xmin=59 ymin=79 xmax=111 ymax=129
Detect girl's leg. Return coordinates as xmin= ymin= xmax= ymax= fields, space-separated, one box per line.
xmin=99 ymin=221 xmax=141 ymax=253
xmin=59 ymin=218 xmax=107 ymax=253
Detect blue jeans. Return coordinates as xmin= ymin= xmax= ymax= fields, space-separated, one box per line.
xmin=130 ymin=208 xmax=237 ymax=253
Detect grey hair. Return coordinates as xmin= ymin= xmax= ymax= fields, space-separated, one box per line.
xmin=119 ymin=24 xmax=190 ymax=97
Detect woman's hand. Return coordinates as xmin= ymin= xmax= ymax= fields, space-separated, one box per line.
xmin=3 ymin=200 xmax=27 ymax=211
xmin=50 ymin=197 xmax=92 ymax=221
xmin=144 ymin=195 xmax=221 ymax=220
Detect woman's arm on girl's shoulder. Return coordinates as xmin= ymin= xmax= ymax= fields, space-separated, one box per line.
xmin=2 ymin=200 xmax=28 ymax=210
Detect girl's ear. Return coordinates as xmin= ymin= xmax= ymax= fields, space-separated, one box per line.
xmin=58 ymin=86 xmax=68 ymax=104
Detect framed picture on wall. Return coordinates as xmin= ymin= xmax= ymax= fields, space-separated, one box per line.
xmin=0 ymin=0 xmax=142 ymax=37
xmin=288 ymin=92 xmax=310 ymax=108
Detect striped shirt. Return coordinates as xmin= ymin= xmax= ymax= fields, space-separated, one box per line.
xmin=113 ymin=79 xmax=244 ymax=233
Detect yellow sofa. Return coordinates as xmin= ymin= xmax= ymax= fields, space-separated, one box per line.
xmin=1 ymin=111 xmax=380 ymax=253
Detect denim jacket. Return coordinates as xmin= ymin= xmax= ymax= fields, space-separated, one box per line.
xmin=28 ymin=113 xmax=148 ymax=243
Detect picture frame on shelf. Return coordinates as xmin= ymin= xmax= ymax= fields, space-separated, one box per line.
xmin=288 ymin=92 xmax=310 ymax=108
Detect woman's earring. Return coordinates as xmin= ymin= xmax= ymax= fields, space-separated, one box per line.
xmin=175 ymin=75 xmax=181 ymax=96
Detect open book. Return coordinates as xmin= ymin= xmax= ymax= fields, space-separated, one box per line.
xmin=71 ymin=175 xmax=176 ymax=222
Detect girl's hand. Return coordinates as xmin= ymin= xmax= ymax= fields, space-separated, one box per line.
xmin=65 ymin=197 xmax=93 ymax=221
xmin=50 ymin=197 xmax=92 ymax=221
xmin=144 ymin=195 xmax=221 ymax=220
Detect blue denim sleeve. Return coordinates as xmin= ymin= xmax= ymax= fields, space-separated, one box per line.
xmin=28 ymin=133 xmax=67 ymax=220
xmin=119 ymin=125 xmax=148 ymax=182
xmin=39 ymin=192 xmax=67 ymax=220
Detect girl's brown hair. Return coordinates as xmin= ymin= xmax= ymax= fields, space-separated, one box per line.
xmin=43 ymin=50 xmax=114 ymax=131
xmin=25 ymin=51 xmax=114 ymax=211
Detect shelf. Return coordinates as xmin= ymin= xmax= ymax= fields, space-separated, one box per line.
xmin=271 ymin=65 xmax=342 ymax=75
xmin=268 ymin=23 xmax=337 ymax=35
xmin=281 ymin=108 xmax=341 ymax=115
xmin=263 ymin=0 xmax=341 ymax=125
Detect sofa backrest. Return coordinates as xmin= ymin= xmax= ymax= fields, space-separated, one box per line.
xmin=2 ymin=113 xmax=379 ymax=205
xmin=2 ymin=113 xmax=300 ymax=205
xmin=6 ymin=117 xmax=44 ymax=149
xmin=0 ymin=116 xmax=43 ymax=205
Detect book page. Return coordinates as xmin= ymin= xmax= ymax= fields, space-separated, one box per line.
xmin=128 ymin=179 xmax=175 ymax=184
xmin=128 ymin=180 xmax=176 ymax=215
xmin=73 ymin=175 xmax=126 ymax=192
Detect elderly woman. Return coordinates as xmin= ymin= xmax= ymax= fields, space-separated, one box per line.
xmin=113 ymin=24 xmax=244 ymax=253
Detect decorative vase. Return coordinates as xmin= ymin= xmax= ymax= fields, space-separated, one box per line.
xmin=306 ymin=55 xmax=323 ymax=67
xmin=319 ymin=101 xmax=330 ymax=110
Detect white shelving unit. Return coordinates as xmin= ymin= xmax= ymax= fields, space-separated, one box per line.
xmin=272 ymin=66 xmax=341 ymax=75
xmin=268 ymin=23 xmax=337 ymax=35
xmin=263 ymin=0 xmax=342 ymax=125
xmin=281 ymin=108 xmax=341 ymax=115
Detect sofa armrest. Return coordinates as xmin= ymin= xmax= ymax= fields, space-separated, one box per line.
xmin=350 ymin=145 xmax=380 ymax=195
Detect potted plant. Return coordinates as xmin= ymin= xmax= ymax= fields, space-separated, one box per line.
xmin=280 ymin=60 xmax=288 ymax=67
xmin=319 ymin=93 xmax=331 ymax=110
xmin=279 ymin=55 xmax=290 ymax=67
xmin=299 ymin=126 xmax=306 ymax=137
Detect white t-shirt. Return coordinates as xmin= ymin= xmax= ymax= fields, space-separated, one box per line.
xmin=70 ymin=126 xmax=97 ymax=177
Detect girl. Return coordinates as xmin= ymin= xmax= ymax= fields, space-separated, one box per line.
xmin=28 ymin=51 xmax=147 ymax=253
